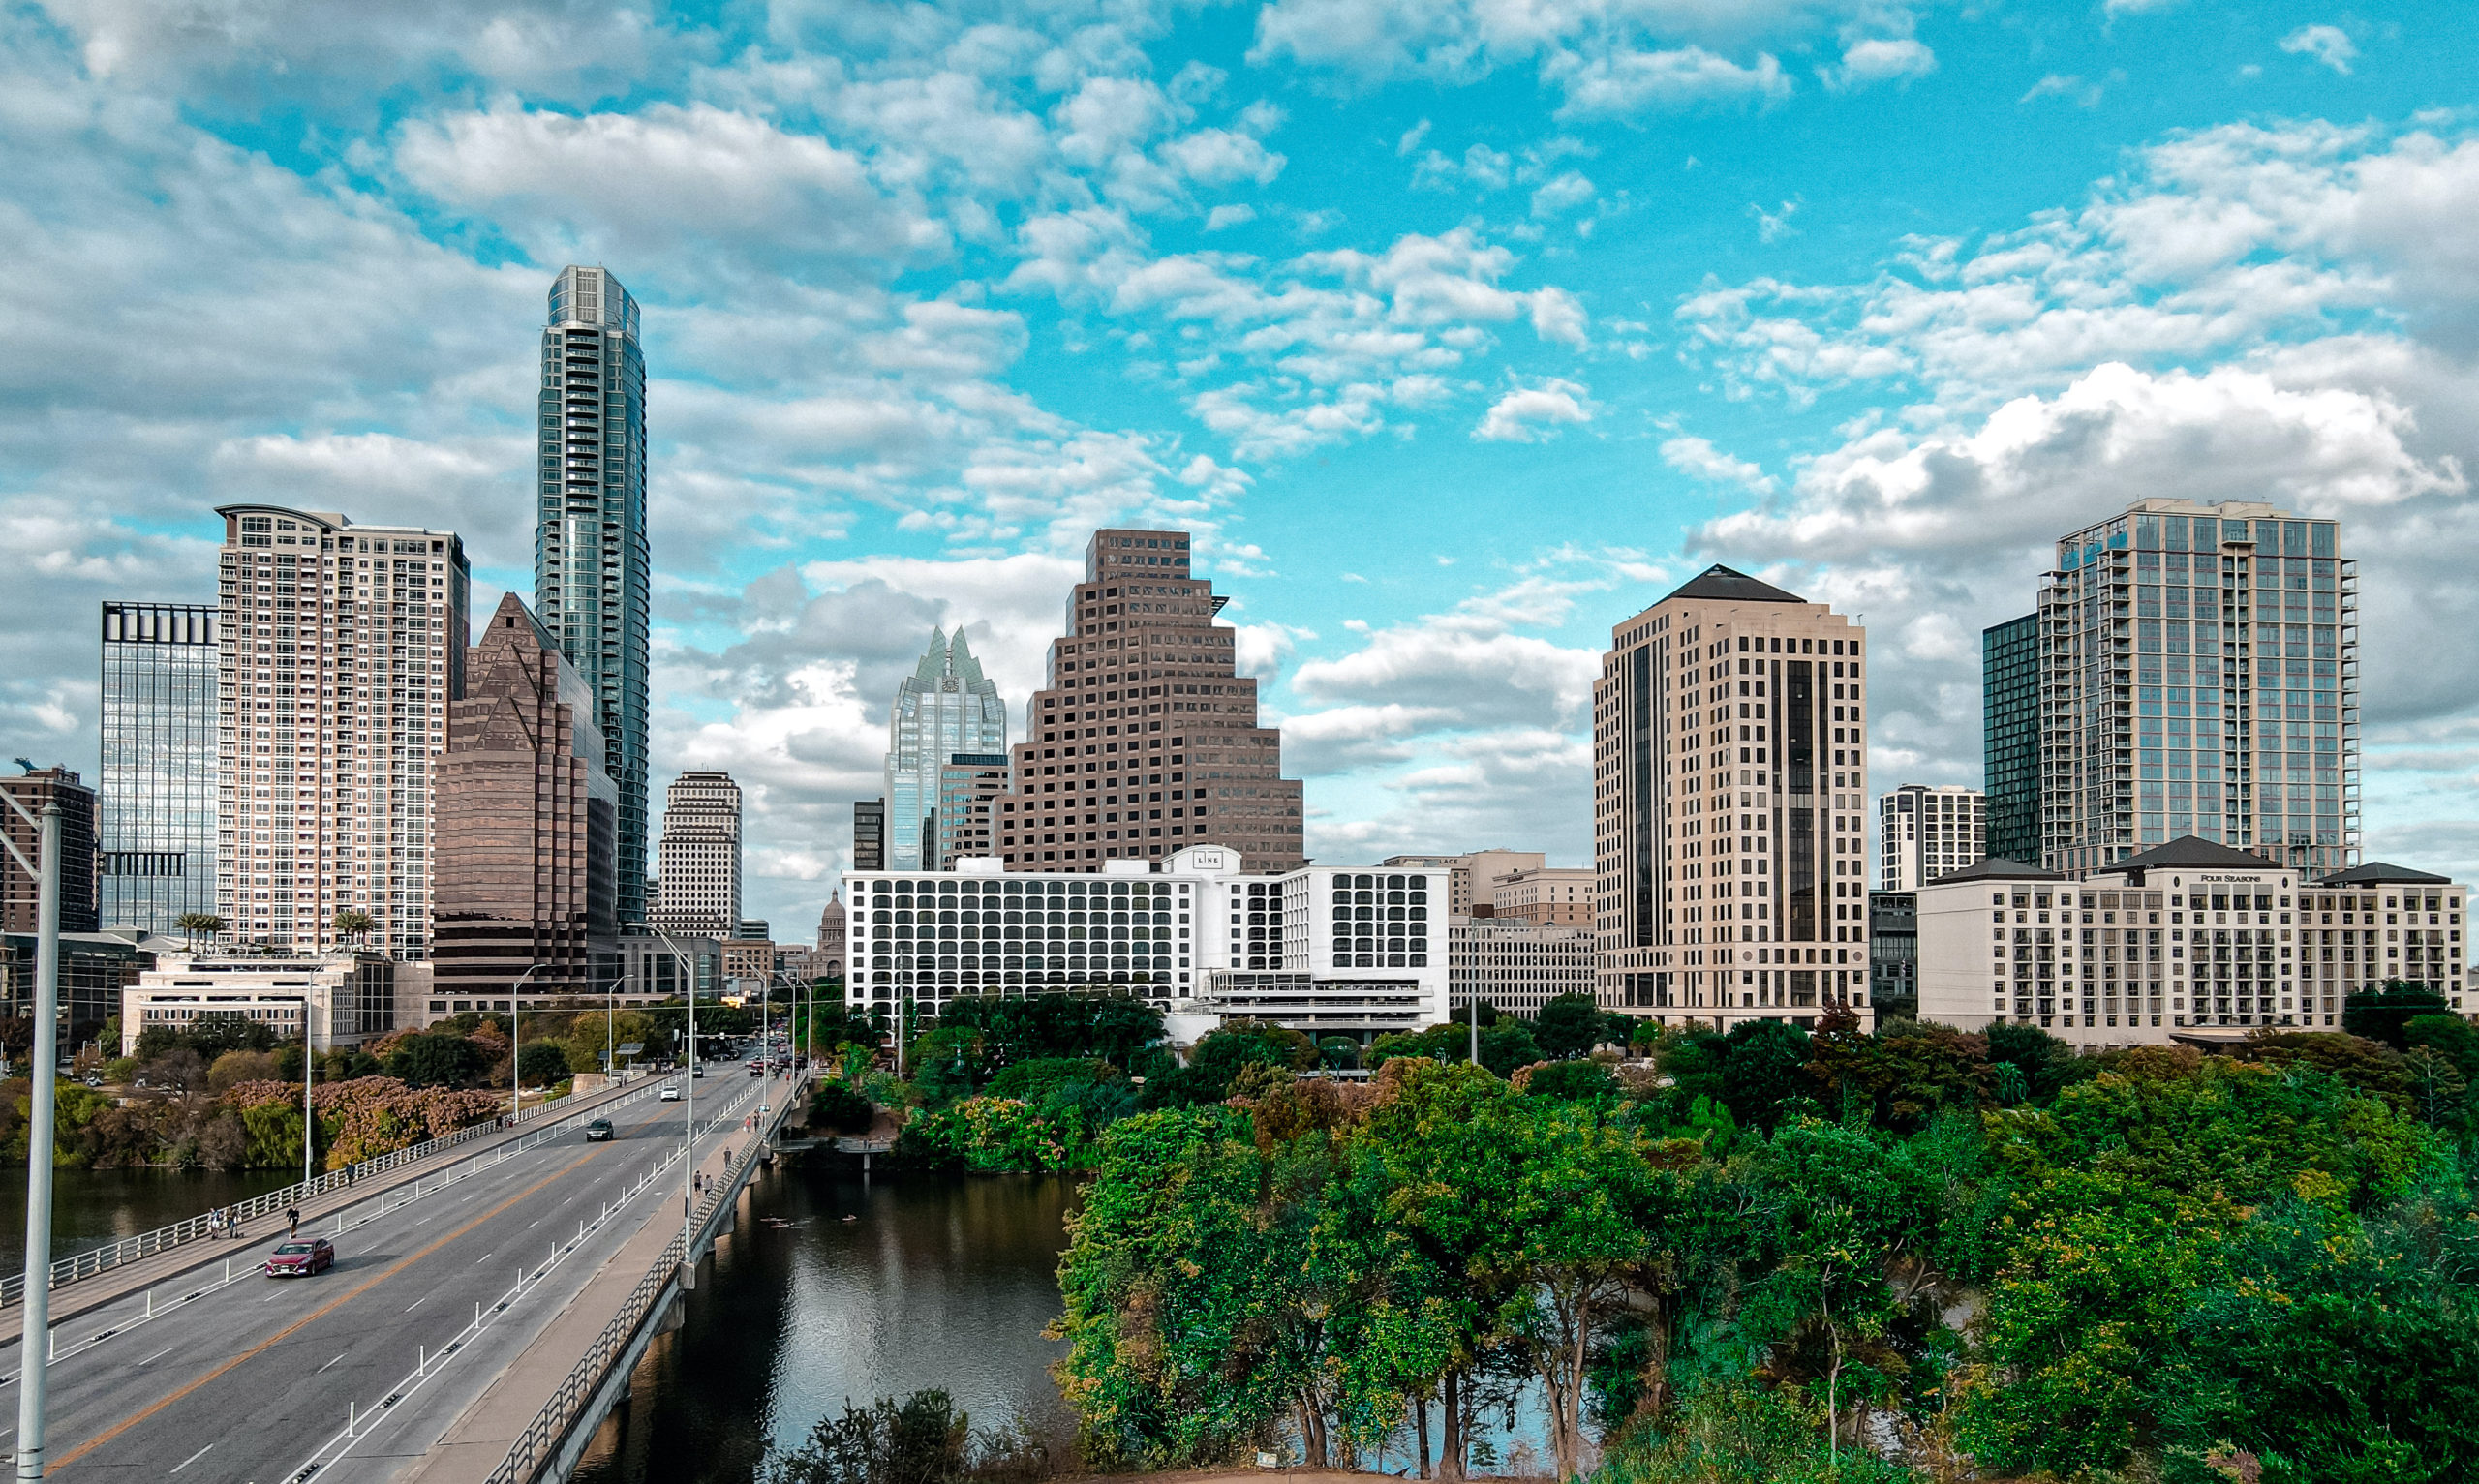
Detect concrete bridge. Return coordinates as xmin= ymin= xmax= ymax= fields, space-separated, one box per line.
xmin=0 ymin=1067 xmax=810 ymax=1482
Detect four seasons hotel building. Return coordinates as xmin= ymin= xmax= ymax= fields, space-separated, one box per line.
xmin=1593 ymin=565 xmax=1874 ymax=1029
xmin=995 ymin=529 xmax=1304 ymax=873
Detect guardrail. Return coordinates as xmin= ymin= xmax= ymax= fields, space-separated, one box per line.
xmin=0 ymin=1073 xmax=640 ymax=1310
xmin=483 ymin=1075 xmax=809 ymax=1484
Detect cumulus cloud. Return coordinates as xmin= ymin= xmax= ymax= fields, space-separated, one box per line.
xmin=1474 ymin=378 xmax=1594 ymax=441
xmin=1822 ymin=37 xmax=1935 ymax=92
xmin=2280 ymin=24 xmax=2358 ymax=76
xmin=1660 ymin=435 xmax=1775 ymax=493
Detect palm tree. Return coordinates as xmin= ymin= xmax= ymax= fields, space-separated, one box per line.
xmin=174 ymin=911 xmax=227 ymax=947
xmin=332 ymin=909 xmax=375 ymax=953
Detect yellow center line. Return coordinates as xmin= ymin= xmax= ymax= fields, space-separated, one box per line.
xmin=52 ymin=1147 xmax=608 ymax=1471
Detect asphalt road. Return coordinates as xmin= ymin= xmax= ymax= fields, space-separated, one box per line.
xmin=0 ymin=1068 xmax=786 ymax=1483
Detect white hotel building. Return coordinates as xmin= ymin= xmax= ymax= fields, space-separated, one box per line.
xmin=844 ymin=846 xmax=1450 ymax=1040
xmin=1916 ymin=835 xmax=2467 ymax=1048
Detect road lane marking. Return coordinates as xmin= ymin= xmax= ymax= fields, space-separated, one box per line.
xmin=317 ymin=1353 xmax=346 ymax=1373
xmin=50 ymin=1149 xmax=604 ymax=1470
xmin=138 ymin=1348 xmax=173 ymax=1368
xmin=169 ymin=1442 xmax=212 ymax=1471
xmin=405 ymin=1295 xmax=426 ymax=1312
xmin=475 ymin=1252 xmax=491 ymax=1263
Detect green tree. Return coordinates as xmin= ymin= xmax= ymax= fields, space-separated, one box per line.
xmin=174 ymin=911 xmax=226 ymax=944
xmin=1716 ymin=1018 xmax=1814 ymax=1131
xmin=1984 ymin=1020 xmax=2086 ymax=1103
xmin=1532 ymin=993 xmax=1609 ymax=1060
xmin=515 ymin=1042 xmax=570 ymax=1090
xmin=2342 ymin=980 xmax=2452 ymax=1049
xmin=389 ymin=1032 xmax=484 ymax=1089
xmin=331 ymin=908 xmax=374 ymax=945
xmin=1517 ymin=1059 xmax=1619 ymax=1102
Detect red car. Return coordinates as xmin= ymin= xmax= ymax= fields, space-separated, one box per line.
xmin=264 ymin=1238 xmax=335 ymax=1278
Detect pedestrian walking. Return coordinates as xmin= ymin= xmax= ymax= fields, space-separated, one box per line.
xmin=208 ymin=1208 xmax=226 ymax=1240
xmin=230 ymin=1208 xmax=244 ymax=1240
xmin=286 ymin=1205 xmax=300 ymax=1238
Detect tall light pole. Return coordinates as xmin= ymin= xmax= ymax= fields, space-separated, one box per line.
xmin=508 ymin=963 xmax=552 ymax=1121
xmin=649 ymin=928 xmax=698 ymax=1259
xmin=3 ymin=791 xmax=63 ymax=1480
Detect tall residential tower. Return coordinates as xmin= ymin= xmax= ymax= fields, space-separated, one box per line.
xmin=884 ymin=628 xmax=1006 ymax=869
xmin=994 ymin=529 xmax=1303 ymax=873
xmin=215 ymin=505 xmax=471 ymax=957
xmin=1875 ymin=784 xmax=1985 ymax=890
xmin=99 ymin=602 xmax=220 ymax=933
xmin=1593 ymin=565 xmax=1872 ymax=1028
xmin=1980 ymin=613 xmax=2041 ymax=866
xmin=2035 ymin=500 xmax=2357 ymax=875
xmin=535 ymin=266 xmax=651 ymax=926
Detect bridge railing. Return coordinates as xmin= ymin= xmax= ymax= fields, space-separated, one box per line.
xmin=485 ymin=1075 xmax=809 ymax=1484
xmin=0 ymin=1073 xmax=637 ymax=1310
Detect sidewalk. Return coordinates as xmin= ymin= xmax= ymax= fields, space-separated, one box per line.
xmin=402 ymin=1075 xmax=802 ymax=1484
xmin=0 ymin=1076 xmax=645 ymax=1349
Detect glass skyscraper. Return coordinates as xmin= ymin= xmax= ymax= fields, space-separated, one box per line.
xmin=885 ymin=628 xmax=1006 ymax=870
xmin=1980 ymin=613 xmax=2041 ymax=865
xmin=2036 ymin=499 xmax=2358 ymax=875
xmin=535 ymin=266 xmax=651 ymax=927
xmin=99 ymin=602 xmax=220 ymax=933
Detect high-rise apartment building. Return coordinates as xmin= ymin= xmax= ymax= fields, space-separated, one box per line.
xmin=2037 ymin=500 xmax=2358 ymax=874
xmin=215 ymin=505 xmax=471 ymax=957
xmin=652 ymin=772 xmax=742 ymax=939
xmin=852 ymin=799 xmax=885 ymax=871
xmin=995 ymin=530 xmax=1303 ymax=872
xmin=0 ymin=768 xmax=98 ymax=935
xmin=535 ymin=266 xmax=652 ymax=927
xmin=98 ymin=603 xmax=220 ymax=934
xmin=1877 ymin=784 xmax=1986 ymax=890
xmin=431 ymin=596 xmax=619 ymax=1002
xmin=885 ymin=629 xmax=1006 ymax=869
xmin=1593 ymin=565 xmax=1873 ymax=1028
xmin=933 ymin=753 xmax=1010 ymax=866
xmin=1981 ymin=614 xmax=2041 ymax=866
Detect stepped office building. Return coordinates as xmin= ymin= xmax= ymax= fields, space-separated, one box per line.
xmin=844 ymin=848 xmax=1448 ymax=1036
xmin=1593 ymin=565 xmax=1874 ymax=1029
xmin=430 ymin=595 xmax=619 ymax=1003
xmin=2035 ymin=499 xmax=2358 ymax=875
xmin=884 ymin=628 xmax=1007 ymax=869
xmin=214 ymin=505 xmax=471 ymax=957
xmin=995 ymin=529 xmax=1303 ymax=873
xmin=651 ymin=772 xmax=743 ymax=940
xmin=99 ymin=602 xmax=221 ymax=934
xmin=534 ymin=266 xmax=652 ymax=926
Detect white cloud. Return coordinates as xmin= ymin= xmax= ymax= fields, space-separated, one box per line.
xmin=2280 ymin=24 xmax=2358 ymax=76
xmin=1750 ymin=198 xmax=1799 ymax=242
xmin=1529 ymin=169 xmax=1597 ymax=219
xmin=2020 ymin=74 xmax=2107 ymax=107
xmin=1547 ymin=45 xmax=1790 ymax=117
xmin=1822 ymin=37 xmax=1935 ymax=92
xmin=394 ymin=103 xmax=942 ymax=282
xmin=1660 ymin=435 xmax=1775 ymax=493
xmin=1205 ymin=203 xmax=1258 ymax=230
xmin=1474 ymin=378 xmax=1593 ymax=441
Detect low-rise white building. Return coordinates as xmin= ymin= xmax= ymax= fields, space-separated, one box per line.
xmin=844 ymin=845 xmax=1450 ymax=1039
xmin=1450 ymin=917 xmax=1596 ymax=1016
xmin=121 ymin=952 xmax=397 ymax=1054
xmin=1917 ymin=837 xmax=2468 ymax=1049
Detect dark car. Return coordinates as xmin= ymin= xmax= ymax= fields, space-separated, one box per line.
xmin=584 ymin=1118 xmax=615 ymax=1142
xmin=264 ymin=1238 xmax=335 ymax=1278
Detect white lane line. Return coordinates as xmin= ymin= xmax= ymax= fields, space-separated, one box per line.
xmin=138 ymin=1347 xmax=175 ymax=1367
xmin=170 ymin=1442 xmax=213 ymax=1471
xmin=317 ymin=1352 xmax=347 ymax=1373
xmin=474 ymin=1252 xmax=492 ymax=1263
xmin=406 ymin=1294 xmax=427 ymax=1312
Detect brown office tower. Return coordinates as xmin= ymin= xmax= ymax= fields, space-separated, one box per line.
xmin=1593 ymin=565 xmax=1871 ymax=1030
xmin=430 ymin=595 xmax=618 ymax=1000
xmin=0 ymin=767 xmax=99 ymax=934
xmin=996 ymin=529 xmax=1303 ymax=873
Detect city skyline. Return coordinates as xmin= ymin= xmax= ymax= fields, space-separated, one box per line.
xmin=6 ymin=6 xmax=2477 ymax=939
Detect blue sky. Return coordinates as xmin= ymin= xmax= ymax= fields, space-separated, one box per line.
xmin=5 ymin=0 xmax=2477 ymax=937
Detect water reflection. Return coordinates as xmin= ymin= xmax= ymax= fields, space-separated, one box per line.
xmin=576 ymin=1164 xmax=1079 ymax=1484
xmin=0 ymin=1166 xmax=296 ymax=1269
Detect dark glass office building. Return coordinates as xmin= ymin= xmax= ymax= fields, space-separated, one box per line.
xmin=1981 ymin=613 xmax=2041 ymax=869
xmin=98 ymin=602 xmax=219 ymax=934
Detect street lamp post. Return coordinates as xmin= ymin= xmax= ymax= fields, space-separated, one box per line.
xmin=508 ymin=963 xmax=552 ymax=1122
xmin=3 ymin=794 xmax=62 ymax=1481
xmin=648 ymin=928 xmax=698 ymax=1262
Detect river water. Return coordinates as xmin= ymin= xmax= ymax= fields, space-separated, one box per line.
xmin=574 ymin=1164 xmax=1081 ymax=1484
xmin=0 ymin=1166 xmax=297 ymax=1269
